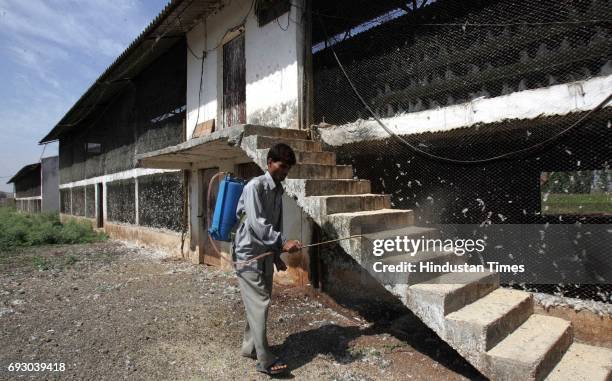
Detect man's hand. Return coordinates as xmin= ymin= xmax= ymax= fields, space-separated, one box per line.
xmin=282 ymin=240 xmax=302 ymax=253
xmin=274 ymin=255 xmax=287 ymax=272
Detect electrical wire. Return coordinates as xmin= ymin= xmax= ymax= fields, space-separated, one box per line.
xmin=182 ymin=0 xmax=255 ymax=60
xmin=318 ymin=14 xmax=612 ymax=165
xmin=193 ymin=48 xmax=205 ymax=129
xmin=39 ymin=143 xmax=48 ymax=161
xmin=291 ymin=2 xmax=612 ymax=28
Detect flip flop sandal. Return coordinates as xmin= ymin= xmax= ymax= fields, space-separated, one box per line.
xmin=256 ymin=359 xmax=289 ymax=375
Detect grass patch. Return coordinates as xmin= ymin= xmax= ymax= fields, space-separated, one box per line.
xmin=542 ymin=193 xmax=612 ymax=215
xmin=32 ymin=256 xmax=51 ymax=271
xmin=0 ymin=207 xmax=106 ymax=251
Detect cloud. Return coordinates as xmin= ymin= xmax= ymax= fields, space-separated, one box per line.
xmin=0 ymin=0 xmax=148 ymax=58
xmin=0 ymin=0 xmax=168 ymax=192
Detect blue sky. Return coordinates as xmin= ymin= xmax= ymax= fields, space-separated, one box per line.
xmin=0 ymin=0 xmax=168 ymax=192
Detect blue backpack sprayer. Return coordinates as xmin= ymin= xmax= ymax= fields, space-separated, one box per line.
xmin=207 ymin=173 xmax=246 ymax=242
xmin=206 ymin=171 xmax=361 ymax=266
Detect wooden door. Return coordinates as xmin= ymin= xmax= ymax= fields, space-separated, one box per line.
xmin=96 ymin=183 xmax=103 ymax=228
xmin=222 ymin=33 xmax=246 ymax=128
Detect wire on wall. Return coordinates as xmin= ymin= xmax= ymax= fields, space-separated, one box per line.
xmin=317 ymin=14 xmax=612 ymax=165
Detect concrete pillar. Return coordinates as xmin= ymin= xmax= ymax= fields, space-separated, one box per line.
xmin=83 ymin=186 xmax=87 ymax=218
xmin=189 ymin=169 xmax=199 ymax=256
xmin=102 ymin=182 xmax=107 ymax=222
xmin=134 ymin=177 xmax=139 ymax=226
xmin=94 ymin=184 xmax=99 ymax=222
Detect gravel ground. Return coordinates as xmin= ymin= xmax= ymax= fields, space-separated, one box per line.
xmin=0 ymin=241 xmax=484 ymax=380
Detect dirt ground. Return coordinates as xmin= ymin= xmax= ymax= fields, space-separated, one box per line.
xmin=0 ymin=241 xmax=485 ymax=380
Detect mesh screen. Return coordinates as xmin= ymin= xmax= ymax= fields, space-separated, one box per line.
xmin=60 ymin=189 xmax=70 ymax=214
xmin=137 ymin=172 xmax=184 ymax=232
xmin=312 ymin=0 xmax=612 ymax=302
xmin=85 ymin=185 xmax=95 ymax=218
xmin=71 ymin=186 xmax=85 ymax=217
xmin=106 ymin=179 xmax=136 ymax=225
xmin=59 ymin=40 xmax=186 ymax=184
xmin=13 ymin=174 xmax=41 ymax=198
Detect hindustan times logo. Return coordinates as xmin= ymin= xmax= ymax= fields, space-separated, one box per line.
xmin=372 ymin=236 xmax=486 ymax=257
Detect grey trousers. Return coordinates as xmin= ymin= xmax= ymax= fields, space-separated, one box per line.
xmin=235 ymin=254 xmax=277 ymax=368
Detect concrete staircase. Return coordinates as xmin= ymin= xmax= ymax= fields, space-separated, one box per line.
xmin=237 ymin=125 xmax=612 ymax=381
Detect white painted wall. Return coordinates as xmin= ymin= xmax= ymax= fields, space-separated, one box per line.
xmin=186 ymin=0 xmax=302 ymax=138
xmin=41 ymin=156 xmax=59 ymax=212
xmin=320 ymin=75 xmax=612 ymax=146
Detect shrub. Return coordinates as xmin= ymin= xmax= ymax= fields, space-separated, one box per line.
xmin=0 ymin=207 xmax=106 ymax=250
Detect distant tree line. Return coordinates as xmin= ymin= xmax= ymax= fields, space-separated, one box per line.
xmin=541 ymin=169 xmax=611 ymax=194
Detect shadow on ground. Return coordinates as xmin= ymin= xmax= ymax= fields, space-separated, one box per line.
xmin=272 ymin=306 xmax=486 ymax=380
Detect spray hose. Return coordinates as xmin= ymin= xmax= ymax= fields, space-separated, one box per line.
xmin=206 ymin=171 xmax=362 ymax=267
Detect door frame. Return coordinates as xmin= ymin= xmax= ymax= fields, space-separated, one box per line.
xmin=220 ymin=29 xmax=246 ymax=129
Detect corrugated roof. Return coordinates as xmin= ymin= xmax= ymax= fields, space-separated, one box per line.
xmin=40 ymin=0 xmax=225 ymax=143
xmin=7 ymin=163 xmax=41 ymax=184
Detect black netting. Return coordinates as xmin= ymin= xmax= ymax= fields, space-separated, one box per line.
xmin=312 ymin=0 xmax=612 ymax=302
xmin=60 ymin=189 xmax=70 ymax=214
xmin=13 ymin=174 xmax=40 ymax=198
xmin=106 ymin=179 xmax=136 ymax=225
xmin=138 ymin=172 xmax=184 ymax=232
xmin=59 ymin=39 xmax=186 ymax=183
xmin=85 ymin=185 xmax=95 ymax=218
xmin=71 ymin=186 xmax=85 ymax=217
xmin=57 ymin=39 xmax=188 ymax=230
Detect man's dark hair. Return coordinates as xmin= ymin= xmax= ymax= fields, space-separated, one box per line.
xmin=267 ymin=143 xmax=296 ymax=166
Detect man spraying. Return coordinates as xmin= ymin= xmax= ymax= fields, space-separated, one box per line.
xmin=232 ymin=143 xmax=302 ymax=376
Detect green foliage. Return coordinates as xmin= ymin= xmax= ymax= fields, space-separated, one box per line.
xmin=0 ymin=207 xmax=106 ymax=250
xmin=542 ymin=193 xmax=612 ymax=215
xmin=31 ymin=256 xmax=51 ymax=271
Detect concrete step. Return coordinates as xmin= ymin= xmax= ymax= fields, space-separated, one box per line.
xmin=445 ymin=289 xmax=534 ymax=366
xmin=322 ymin=209 xmax=415 ymax=264
xmin=288 ymin=164 xmax=353 ymax=179
xmin=374 ymin=249 xmax=467 ymax=286
xmin=545 ymin=343 xmax=612 ymax=381
xmin=254 ymin=148 xmax=337 ymax=166
xmin=243 ymin=124 xmax=309 ymax=140
xmin=294 ymin=150 xmax=336 ymax=165
xmin=485 ymin=314 xmax=573 ymax=381
xmin=256 ymin=135 xmax=322 ymax=152
xmin=305 ymin=194 xmax=391 ymax=215
xmin=285 ymin=179 xmax=371 ymax=197
xmin=361 ymin=226 xmax=441 ymax=259
xmin=328 ymin=209 xmax=415 ymax=236
xmin=407 ymin=271 xmax=500 ymax=319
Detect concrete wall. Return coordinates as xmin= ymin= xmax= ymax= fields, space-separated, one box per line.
xmin=60 ymin=214 xmax=197 ymax=261
xmin=41 ymin=156 xmax=59 ymax=213
xmin=186 ymin=0 xmax=304 ymax=137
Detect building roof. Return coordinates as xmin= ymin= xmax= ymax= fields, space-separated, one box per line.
xmin=7 ymin=163 xmax=41 ymax=184
xmin=40 ymin=0 xmax=225 ymax=143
